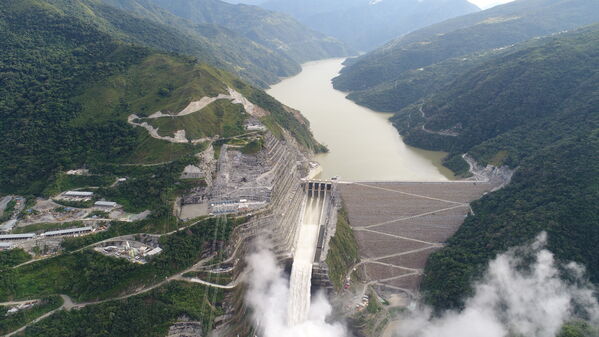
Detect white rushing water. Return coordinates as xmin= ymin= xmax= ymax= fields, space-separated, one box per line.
xmin=287 ymin=190 xmax=326 ymax=326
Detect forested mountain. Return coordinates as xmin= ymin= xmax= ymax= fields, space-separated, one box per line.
xmin=29 ymin=0 xmax=348 ymax=88
xmin=0 ymin=0 xmax=320 ymax=194
xmin=257 ymin=0 xmax=480 ymax=51
xmin=388 ymin=24 xmax=599 ymax=311
xmin=334 ymin=0 xmax=599 ymax=109
xmin=115 ymin=0 xmax=350 ymax=64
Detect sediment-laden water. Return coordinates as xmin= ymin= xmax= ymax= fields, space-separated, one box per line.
xmin=267 ymin=58 xmax=455 ymax=182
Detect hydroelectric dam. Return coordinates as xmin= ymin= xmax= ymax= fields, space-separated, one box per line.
xmin=201 ymin=130 xmax=505 ymax=336
xmin=203 ymin=58 xmax=513 ymax=335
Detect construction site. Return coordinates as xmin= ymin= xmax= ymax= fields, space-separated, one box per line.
xmin=180 ymin=132 xmax=308 ymax=219
xmin=94 ymin=234 xmax=163 ymax=264
xmin=0 ymin=192 xmax=151 ymax=257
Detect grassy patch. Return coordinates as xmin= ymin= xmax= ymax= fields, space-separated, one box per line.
xmin=147 ymin=100 xmax=246 ymax=140
xmin=12 ymin=221 xmax=87 ymax=235
xmin=488 ymin=150 xmax=509 ymax=167
xmin=326 ymin=207 xmax=360 ymax=291
xmin=43 ymin=174 xmax=115 ymax=198
xmin=125 ymin=133 xmax=204 ymax=165
xmin=51 ymin=199 xmax=94 ymax=209
xmin=73 ymin=54 xmax=229 ymax=126
xmin=241 ymin=139 xmax=263 ymax=155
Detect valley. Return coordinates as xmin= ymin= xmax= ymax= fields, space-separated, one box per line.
xmin=1 ymin=0 xmax=598 ymax=336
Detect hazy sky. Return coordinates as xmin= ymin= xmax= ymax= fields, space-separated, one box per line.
xmin=468 ymin=0 xmax=514 ymax=10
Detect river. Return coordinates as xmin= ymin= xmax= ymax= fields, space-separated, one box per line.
xmin=267 ymin=58 xmax=454 ymax=182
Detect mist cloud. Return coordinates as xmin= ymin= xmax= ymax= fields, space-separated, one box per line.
xmin=396 ymin=232 xmax=599 ymax=337
xmin=244 ymin=239 xmax=348 ymax=337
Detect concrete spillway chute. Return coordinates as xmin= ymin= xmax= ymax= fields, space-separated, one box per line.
xmin=287 ymin=179 xmax=337 ymax=326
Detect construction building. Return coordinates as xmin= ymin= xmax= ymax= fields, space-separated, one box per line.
xmin=0 ymin=233 xmax=36 ymax=241
xmin=40 ymin=227 xmax=93 ymax=237
xmin=94 ymin=201 xmax=118 ymax=208
xmin=64 ymin=191 xmax=94 ymax=198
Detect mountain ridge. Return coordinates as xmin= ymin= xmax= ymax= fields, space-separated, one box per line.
xmin=258 ymin=0 xmax=480 ymax=51
xmin=334 ymin=0 xmax=599 ymax=101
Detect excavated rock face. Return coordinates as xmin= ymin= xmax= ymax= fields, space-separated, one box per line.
xmin=167 ymin=319 xmax=203 ymax=337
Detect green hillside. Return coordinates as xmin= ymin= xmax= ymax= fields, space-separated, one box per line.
xmin=334 ymin=0 xmax=599 ymax=108
xmin=31 ymin=0 xmax=348 ymax=88
xmin=0 ymin=0 xmax=321 ymax=195
xmin=131 ymin=0 xmax=350 ymax=63
xmin=95 ymin=0 xmax=350 ymax=86
xmin=386 ymin=25 xmax=599 ymax=311
xmin=395 ymin=25 xmax=599 ymax=167
xmin=35 ymin=0 xmax=293 ymax=87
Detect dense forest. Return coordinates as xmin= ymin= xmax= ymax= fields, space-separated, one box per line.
xmin=395 ymin=24 xmax=599 ymax=171
xmin=388 ymin=25 xmax=599 ymax=311
xmin=334 ymin=0 xmax=599 ymax=110
xmin=0 ymin=0 xmax=148 ymax=194
xmin=118 ymin=0 xmax=350 ymax=64
xmin=422 ymin=134 xmax=599 ymax=310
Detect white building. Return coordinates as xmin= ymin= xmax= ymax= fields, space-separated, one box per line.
xmin=41 ymin=227 xmax=93 ymax=237
xmin=64 ymin=191 xmax=94 ymax=198
xmin=145 ymin=247 xmax=163 ymax=257
xmin=0 ymin=233 xmax=35 ymax=241
xmin=94 ymin=201 xmax=118 ymax=208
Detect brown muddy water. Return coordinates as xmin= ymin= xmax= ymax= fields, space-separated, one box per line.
xmin=267 ymin=58 xmax=454 ymax=182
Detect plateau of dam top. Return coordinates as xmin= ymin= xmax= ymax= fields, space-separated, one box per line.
xmin=267 ymin=58 xmax=455 ymax=182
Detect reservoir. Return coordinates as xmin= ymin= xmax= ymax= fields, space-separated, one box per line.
xmin=267 ymin=58 xmax=454 ymax=182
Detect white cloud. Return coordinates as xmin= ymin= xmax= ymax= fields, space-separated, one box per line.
xmin=394 ymin=232 xmax=599 ymax=337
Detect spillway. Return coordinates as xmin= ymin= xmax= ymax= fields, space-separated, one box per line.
xmin=287 ymin=189 xmax=326 ymax=326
